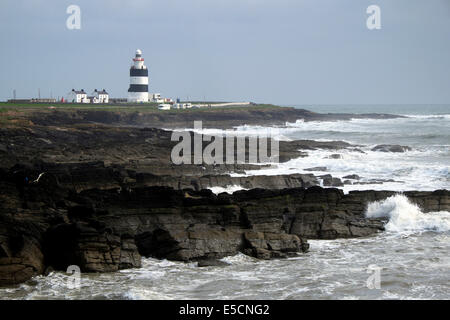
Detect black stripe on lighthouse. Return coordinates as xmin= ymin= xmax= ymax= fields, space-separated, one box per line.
xmin=130 ymin=69 xmax=148 ymax=77
xmin=128 ymin=84 xmax=148 ymax=92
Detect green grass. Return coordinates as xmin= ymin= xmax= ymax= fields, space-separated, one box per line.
xmin=0 ymin=102 xmax=286 ymax=127
xmin=0 ymin=102 xmax=283 ymax=114
xmin=0 ymin=102 xmax=161 ymax=113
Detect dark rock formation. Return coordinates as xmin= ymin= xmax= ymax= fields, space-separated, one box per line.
xmin=371 ymin=145 xmax=412 ymax=153
xmin=343 ymin=174 xmax=361 ymax=180
xmin=1 ymin=165 xmax=449 ymax=285
xmin=242 ymin=231 xmax=307 ymax=259
xmin=0 ymin=217 xmax=44 ymax=286
xmin=304 ymin=167 xmax=328 ymax=172
xmin=319 ymin=175 xmax=344 ymax=187
xmin=43 ymin=222 xmax=141 ymax=273
xmin=197 ymin=259 xmax=230 ymax=267
xmin=24 ymin=107 xmax=404 ymax=129
xmin=1 ymin=125 xmax=354 ymax=192
xmin=325 ymin=154 xmax=343 ymax=159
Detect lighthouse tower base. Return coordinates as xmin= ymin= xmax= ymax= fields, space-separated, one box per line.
xmin=127 ymin=92 xmax=148 ymax=103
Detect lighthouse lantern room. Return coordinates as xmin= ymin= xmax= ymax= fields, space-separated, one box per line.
xmin=127 ymin=49 xmax=149 ymax=103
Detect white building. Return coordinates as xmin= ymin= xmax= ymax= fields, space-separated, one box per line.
xmin=150 ymin=93 xmax=173 ymax=103
xmin=66 ymin=89 xmax=110 ymax=104
xmin=128 ymin=49 xmax=149 ymax=103
xmin=67 ymin=89 xmax=89 ymax=103
xmin=150 ymin=93 xmax=164 ymax=103
xmin=92 ymin=89 xmax=109 ymax=103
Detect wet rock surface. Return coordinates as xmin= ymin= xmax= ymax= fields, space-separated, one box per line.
xmin=0 ymin=125 xmax=352 ymax=192
xmin=197 ymin=259 xmax=231 ymax=267
xmin=1 ymin=165 xmax=448 ymax=285
xmin=371 ymin=144 xmax=412 ymax=153
xmin=25 ymin=107 xmax=404 ymax=129
xmin=319 ymin=175 xmax=344 ymax=187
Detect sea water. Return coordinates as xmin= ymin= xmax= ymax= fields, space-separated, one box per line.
xmin=213 ymin=104 xmax=450 ymax=193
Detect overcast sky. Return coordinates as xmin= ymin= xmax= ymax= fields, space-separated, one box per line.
xmin=0 ymin=0 xmax=449 ymax=104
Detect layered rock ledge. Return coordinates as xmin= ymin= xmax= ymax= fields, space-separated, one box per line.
xmin=1 ymin=167 xmax=448 ymax=286
xmin=0 ymin=124 xmax=356 ymax=191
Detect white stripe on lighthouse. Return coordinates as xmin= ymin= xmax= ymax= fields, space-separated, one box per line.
xmin=130 ymin=77 xmax=149 ymax=85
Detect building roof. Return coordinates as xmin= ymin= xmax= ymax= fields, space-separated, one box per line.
xmin=71 ymin=89 xmax=86 ymax=94
xmin=93 ymin=89 xmax=109 ymax=95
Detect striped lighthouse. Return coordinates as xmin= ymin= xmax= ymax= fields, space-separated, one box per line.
xmin=127 ymin=49 xmax=149 ymax=103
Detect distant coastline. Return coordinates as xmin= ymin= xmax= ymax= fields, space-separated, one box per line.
xmin=0 ymin=102 xmax=404 ymax=129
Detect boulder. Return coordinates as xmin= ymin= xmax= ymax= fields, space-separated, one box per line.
xmin=343 ymin=174 xmax=360 ymax=180
xmin=320 ymin=175 xmax=344 ymax=187
xmin=197 ymin=259 xmax=230 ymax=267
xmin=243 ymin=231 xmax=306 ymax=259
xmin=371 ymin=145 xmax=412 ymax=153
xmin=326 ymin=154 xmax=343 ymax=159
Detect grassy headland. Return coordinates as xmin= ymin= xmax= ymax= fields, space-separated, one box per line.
xmin=0 ymin=102 xmax=285 ymax=126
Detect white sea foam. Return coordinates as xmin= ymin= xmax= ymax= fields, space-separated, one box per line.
xmin=365 ymin=194 xmax=450 ymax=233
xmin=232 ymin=146 xmax=449 ymax=193
xmin=404 ymin=114 xmax=450 ymax=119
xmin=173 ymin=125 xmax=292 ymax=141
xmin=220 ymin=252 xmax=258 ymax=265
xmin=181 ymin=112 xmax=450 ymax=193
xmin=209 ymin=185 xmax=246 ymax=194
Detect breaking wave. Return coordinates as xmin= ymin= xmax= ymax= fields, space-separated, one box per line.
xmin=209 ymin=185 xmax=246 ymax=194
xmin=365 ymin=194 xmax=450 ymax=233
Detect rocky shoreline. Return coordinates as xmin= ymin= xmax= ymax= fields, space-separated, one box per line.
xmin=23 ymin=106 xmax=404 ymax=129
xmin=1 ymin=169 xmax=449 ymax=286
xmin=1 ymin=107 xmax=447 ymax=286
xmin=0 ymin=123 xmax=410 ymax=192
